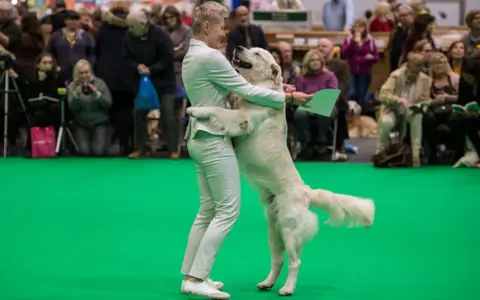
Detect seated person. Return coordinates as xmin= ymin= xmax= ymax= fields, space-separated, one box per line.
xmin=451 ymin=56 xmax=480 ymax=167
xmin=376 ymin=52 xmax=432 ymax=167
xmin=27 ymin=53 xmax=61 ymax=128
xmin=294 ymin=49 xmax=338 ymax=155
xmin=422 ymin=53 xmax=460 ymax=164
xmin=68 ymin=59 xmax=112 ymax=157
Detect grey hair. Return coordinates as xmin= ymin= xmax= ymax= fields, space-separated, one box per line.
xmin=126 ymin=10 xmax=149 ymax=26
xmin=192 ymin=1 xmax=229 ymax=35
xmin=398 ymin=4 xmax=413 ymax=13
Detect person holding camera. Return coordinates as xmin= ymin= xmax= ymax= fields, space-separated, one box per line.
xmin=68 ymin=59 xmax=112 ymax=157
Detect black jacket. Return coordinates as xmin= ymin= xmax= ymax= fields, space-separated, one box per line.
xmin=0 ymin=20 xmax=21 ymax=51
xmin=388 ymin=26 xmax=408 ymax=72
xmin=122 ymin=23 xmax=175 ymax=94
xmin=226 ymin=24 xmax=268 ymax=60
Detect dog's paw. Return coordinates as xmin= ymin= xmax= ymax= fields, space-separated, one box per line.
xmin=256 ymin=281 xmax=274 ymax=291
xmin=279 ymin=285 xmax=294 ymax=296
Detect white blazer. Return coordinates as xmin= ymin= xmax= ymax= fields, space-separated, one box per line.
xmin=182 ymin=39 xmax=285 ymax=139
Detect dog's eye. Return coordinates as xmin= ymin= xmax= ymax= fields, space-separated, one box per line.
xmin=254 ymin=52 xmax=260 ymax=56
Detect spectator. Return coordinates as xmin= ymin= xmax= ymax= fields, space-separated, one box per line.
xmin=318 ymin=38 xmax=351 ymax=159
xmin=77 ymin=7 xmax=97 ymax=38
xmin=413 ymin=39 xmax=433 ymax=74
xmin=122 ymin=11 xmax=178 ymax=159
xmin=150 ymin=3 xmax=164 ymax=26
xmin=163 ymin=5 xmax=193 ymax=144
xmin=278 ymin=41 xmax=301 ymax=85
xmin=452 ymin=56 xmax=480 ymax=167
xmin=27 ymin=53 xmax=60 ymax=129
xmin=447 ymin=41 xmax=465 ymax=75
xmin=387 ymin=4 xmax=414 ymax=72
xmin=50 ymin=0 xmax=68 ymax=33
xmin=369 ymin=1 xmax=394 ymax=33
xmin=401 ymin=13 xmax=435 ymax=64
xmin=0 ymin=1 xmax=21 ymax=52
xmin=461 ymin=10 xmax=480 ymax=57
xmin=293 ymin=49 xmax=339 ymax=157
xmin=91 ymin=9 xmax=103 ymax=29
xmin=341 ymin=18 xmax=379 ymax=105
xmin=47 ymin=10 xmax=96 ymax=84
xmin=376 ymin=52 xmax=431 ymax=167
xmin=15 ymin=12 xmax=44 ymax=80
xmin=68 ymin=59 xmax=112 ymax=157
xmin=226 ymin=6 xmax=268 ymax=60
xmin=40 ymin=15 xmax=53 ymax=45
xmin=322 ymin=0 xmax=354 ymax=32
xmin=95 ymin=2 xmax=133 ymax=155
xmin=422 ymin=53 xmax=460 ymax=164
xmin=270 ymin=47 xmax=283 ymax=67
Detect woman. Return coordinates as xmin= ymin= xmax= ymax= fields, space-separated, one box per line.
xmin=369 ymin=1 xmax=394 ymax=32
xmin=163 ymin=5 xmax=193 ymax=147
xmin=293 ymin=49 xmax=339 ymax=156
xmin=401 ymin=13 xmax=435 ymax=63
xmin=95 ymin=2 xmax=132 ymax=155
xmin=422 ymin=53 xmax=460 ymax=164
xmin=341 ymin=18 xmax=379 ymax=105
xmin=447 ymin=40 xmax=465 ymax=75
xmin=68 ymin=60 xmax=112 ymax=157
xmin=179 ymin=2 xmax=310 ymax=298
xmin=15 ymin=12 xmax=45 ymax=79
xmin=413 ymin=39 xmax=433 ymax=74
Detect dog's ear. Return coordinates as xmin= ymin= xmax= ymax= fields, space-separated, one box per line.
xmin=270 ymin=64 xmax=283 ymax=85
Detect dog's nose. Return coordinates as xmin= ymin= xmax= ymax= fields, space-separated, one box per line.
xmin=236 ymin=46 xmax=245 ymax=52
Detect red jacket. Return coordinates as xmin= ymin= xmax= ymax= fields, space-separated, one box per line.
xmin=369 ymin=17 xmax=393 ymax=33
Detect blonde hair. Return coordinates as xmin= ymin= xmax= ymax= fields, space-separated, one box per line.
xmin=429 ymin=52 xmax=453 ymax=78
xmin=73 ymin=59 xmax=93 ymax=81
xmin=375 ymin=1 xmax=391 ymax=17
xmin=413 ymin=39 xmax=431 ymax=51
xmin=301 ymin=49 xmax=326 ymax=75
xmin=192 ymin=1 xmax=229 ymax=35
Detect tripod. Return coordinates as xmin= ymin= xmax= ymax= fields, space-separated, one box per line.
xmin=55 ymin=94 xmax=79 ymax=155
xmin=1 ymin=68 xmax=28 ymax=158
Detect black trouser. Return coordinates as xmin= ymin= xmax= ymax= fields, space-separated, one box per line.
xmin=465 ymin=114 xmax=480 ymax=156
xmin=422 ymin=109 xmax=463 ymax=163
xmin=110 ymin=91 xmax=135 ymax=154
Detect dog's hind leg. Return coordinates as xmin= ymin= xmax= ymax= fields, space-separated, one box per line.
xmin=257 ymin=190 xmax=284 ymax=291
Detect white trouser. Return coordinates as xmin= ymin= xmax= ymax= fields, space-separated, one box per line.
xmin=180 ymin=131 xmax=241 ymax=280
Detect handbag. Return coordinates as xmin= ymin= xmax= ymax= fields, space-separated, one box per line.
xmin=135 ymin=74 xmax=160 ymax=111
xmin=371 ymin=142 xmax=412 ymax=168
xmin=30 ymin=126 xmax=56 ymax=158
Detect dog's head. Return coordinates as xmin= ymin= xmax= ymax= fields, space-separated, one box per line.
xmin=347 ymin=100 xmax=362 ymax=119
xmin=232 ymin=46 xmax=283 ymax=88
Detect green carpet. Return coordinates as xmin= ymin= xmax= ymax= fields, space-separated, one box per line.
xmin=0 ymin=158 xmax=478 ymax=300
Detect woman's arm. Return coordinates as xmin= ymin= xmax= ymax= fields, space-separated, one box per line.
xmin=67 ymin=82 xmax=83 ymax=111
xmin=340 ymin=38 xmax=353 ymax=59
xmin=207 ymin=50 xmax=285 ymax=108
xmin=93 ymin=78 xmax=112 ymax=110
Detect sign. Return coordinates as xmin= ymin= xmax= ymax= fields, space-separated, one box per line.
xmin=251 ymin=10 xmax=311 ymax=30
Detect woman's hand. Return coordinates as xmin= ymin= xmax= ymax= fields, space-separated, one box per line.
xmin=364 ymin=54 xmax=374 ymax=60
xmin=74 ymin=84 xmax=82 ymax=95
xmin=286 ymin=92 xmax=312 ymax=106
xmin=38 ymin=71 xmax=47 ymax=81
xmin=88 ymin=83 xmax=98 ymax=93
xmin=434 ymin=93 xmax=447 ymax=102
xmin=283 ymin=84 xmax=296 ymax=93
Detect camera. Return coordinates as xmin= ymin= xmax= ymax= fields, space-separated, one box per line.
xmin=82 ymin=84 xmax=93 ymax=95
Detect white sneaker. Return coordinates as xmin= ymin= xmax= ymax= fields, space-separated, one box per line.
xmin=453 ymin=151 xmax=479 ymax=168
xmin=181 ymin=280 xmax=230 ymax=299
xmin=207 ymin=278 xmax=224 ymax=290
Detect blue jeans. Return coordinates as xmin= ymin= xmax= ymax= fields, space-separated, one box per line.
xmin=75 ymin=122 xmax=110 ymax=156
xmin=350 ymin=73 xmax=372 ymax=105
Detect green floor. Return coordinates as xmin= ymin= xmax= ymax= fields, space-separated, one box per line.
xmin=0 ymin=158 xmax=479 ymax=300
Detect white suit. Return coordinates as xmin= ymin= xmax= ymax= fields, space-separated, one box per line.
xmin=180 ymin=39 xmax=285 ymax=280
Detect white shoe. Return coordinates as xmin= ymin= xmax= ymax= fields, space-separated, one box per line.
xmin=453 ymin=151 xmax=479 ymax=168
xmin=181 ymin=280 xmax=230 ymax=299
xmin=207 ymin=278 xmax=224 ymax=290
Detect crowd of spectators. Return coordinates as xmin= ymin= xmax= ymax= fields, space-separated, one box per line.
xmin=0 ymin=0 xmax=479 ymax=168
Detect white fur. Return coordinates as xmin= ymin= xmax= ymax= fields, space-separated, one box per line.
xmin=187 ymin=47 xmax=375 ymax=295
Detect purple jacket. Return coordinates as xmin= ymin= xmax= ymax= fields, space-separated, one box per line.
xmin=295 ymin=69 xmax=338 ymax=94
xmin=341 ymin=36 xmax=379 ymax=74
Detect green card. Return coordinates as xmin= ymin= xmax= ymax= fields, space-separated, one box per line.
xmin=297 ymin=89 xmax=341 ymax=116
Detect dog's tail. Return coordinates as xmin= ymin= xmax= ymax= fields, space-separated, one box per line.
xmin=308 ymin=189 xmax=375 ymax=228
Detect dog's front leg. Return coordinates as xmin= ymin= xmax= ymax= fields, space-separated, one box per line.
xmin=257 ymin=190 xmax=284 ymax=291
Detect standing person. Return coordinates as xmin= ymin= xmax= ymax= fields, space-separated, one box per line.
xmin=122 ymin=11 xmax=178 ymax=159
xmin=386 ymin=4 xmax=414 ymax=72
xmin=180 ymin=2 xmax=311 ymax=299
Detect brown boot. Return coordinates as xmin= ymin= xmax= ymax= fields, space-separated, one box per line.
xmin=169 ymin=152 xmax=180 ymax=159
